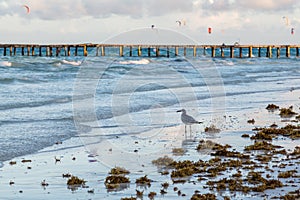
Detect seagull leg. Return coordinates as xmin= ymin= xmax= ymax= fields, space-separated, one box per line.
xmin=190 ymin=125 xmax=192 ymax=137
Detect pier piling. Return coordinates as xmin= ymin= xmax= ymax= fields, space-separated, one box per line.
xmin=0 ymin=44 xmax=299 ymax=58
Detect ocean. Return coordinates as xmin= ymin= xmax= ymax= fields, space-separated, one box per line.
xmin=0 ymin=47 xmax=300 ymax=169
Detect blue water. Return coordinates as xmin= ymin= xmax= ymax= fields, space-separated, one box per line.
xmin=0 ymin=48 xmax=300 ymax=167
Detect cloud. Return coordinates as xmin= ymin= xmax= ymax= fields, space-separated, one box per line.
xmin=200 ymin=0 xmax=300 ymax=13
xmin=236 ymin=0 xmax=299 ymax=11
xmin=0 ymin=0 xmax=195 ymax=20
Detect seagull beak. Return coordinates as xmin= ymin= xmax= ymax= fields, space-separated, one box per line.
xmin=176 ymin=109 xmax=182 ymax=112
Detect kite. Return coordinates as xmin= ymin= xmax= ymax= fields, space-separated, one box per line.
xmin=282 ymin=16 xmax=289 ymax=26
xmin=208 ymin=27 xmax=212 ymax=34
xmin=23 ymin=5 xmax=30 ymax=14
xmin=176 ymin=20 xmax=182 ymax=26
xmin=291 ymin=28 xmax=295 ymax=35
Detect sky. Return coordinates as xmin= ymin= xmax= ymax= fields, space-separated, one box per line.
xmin=0 ymin=0 xmax=300 ymax=44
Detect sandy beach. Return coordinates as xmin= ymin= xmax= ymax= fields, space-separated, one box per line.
xmin=0 ymin=89 xmax=299 ymax=200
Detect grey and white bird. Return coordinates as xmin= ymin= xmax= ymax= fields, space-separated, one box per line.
xmin=177 ymin=109 xmax=203 ymax=134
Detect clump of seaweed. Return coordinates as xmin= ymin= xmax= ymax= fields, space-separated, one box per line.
xmin=67 ymin=176 xmax=86 ymax=186
xmin=279 ymin=107 xmax=297 ymax=118
xmin=67 ymin=176 xmax=86 ymax=191
xmin=104 ymin=175 xmax=130 ymax=190
xmin=250 ymin=131 xmax=273 ymax=140
xmin=266 ymin=104 xmax=279 ymax=111
xmin=191 ymin=193 xmax=217 ymax=200
xmin=148 ymin=191 xmax=157 ymax=200
xmin=109 ymin=166 xmax=130 ymax=175
xmin=290 ymin=146 xmax=300 ymax=156
xmin=135 ymin=175 xmax=152 ymax=187
xmin=244 ymin=141 xmax=282 ymax=151
xmin=172 ymin=148 xmax=185 ymax=156
xmin=252 ymin=125 xmax=300 ymax=139
xmin=152 ymin=156 xmax=174 ymax=167
xmin=196 ymin=140 xmax=217 ymax=151
xmin=204 ymin=125 xmax=221 ymax=133
xmin=278 ymin=170 xmax=297 ymax=178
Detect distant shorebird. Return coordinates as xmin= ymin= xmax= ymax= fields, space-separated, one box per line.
xmin=177 ymin=109 xmax=203 ymax=135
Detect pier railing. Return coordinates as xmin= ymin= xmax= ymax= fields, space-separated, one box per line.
xmin=0 ymin=44 xmax=299 ymax=58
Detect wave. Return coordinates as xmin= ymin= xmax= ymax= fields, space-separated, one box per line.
xmin=0 ymin=61 xmax=12 ymax=67
xmin=61 ymin=59 xmax=82 ymax=66
xmin=119 ymin=58 xmax=150 ymax=65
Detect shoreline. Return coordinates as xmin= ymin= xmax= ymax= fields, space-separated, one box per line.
xmin=0 ymin=90 xmax=299 ymax=199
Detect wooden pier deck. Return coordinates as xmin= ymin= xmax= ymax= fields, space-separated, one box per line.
xmin=0 ymin=44 xmax=299 ymax=58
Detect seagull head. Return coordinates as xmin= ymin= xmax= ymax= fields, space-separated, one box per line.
xmin=176 ymin=109 xmax=186 ymax=113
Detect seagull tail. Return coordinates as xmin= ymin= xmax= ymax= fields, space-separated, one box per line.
xmin=198 ymin=121 xmax=203 ymax=124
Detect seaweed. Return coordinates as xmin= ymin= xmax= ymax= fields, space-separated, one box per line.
xmin=204 ymin=125 xmax=221 ymax=133
xmin=279 ymin=107 xmax=297 ymax=118
xmin=266 ymin=104 xmax=279 ymax=111
xmin=104 ymin=175 xmax=130 ymax=190
xmin=109 ymin=166 xmax=130 ymax=175
xmin=135 ymin=175 xmax=152 ymax=187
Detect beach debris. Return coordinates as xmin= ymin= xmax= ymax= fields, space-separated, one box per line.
xmin=241 ymin=134 xmax=250 ymax=137
xmin=204 ymin=125 xmax=221 ymax=133
xmin=109 ymin=166 xmax=130 ymax=175
xmin=247 ymin=119 xmax=255 ymax=124
xmin=87 ymin=189 xmax=94 ymax=193
xmin=54 ymin=156 xmax=61 ymax=163
xmin=9 ymin=161 xmax=16 ymax=165
xmin=135 ymin=175 xmax=152 ymax=187
xmin=55 ymin=141 xmax=62 ymax=145
xmin=21 ymin=159 xmax=32 ymax=163
xmin=62 ymin=173 xmax=72 ymax=178
xmin=41 ymin=180 xmax=49 ymax=187
xmin=121 ymin=197 xmax=136 ymax=200
xmin=266 ymin=104 xmax=279 ymax=111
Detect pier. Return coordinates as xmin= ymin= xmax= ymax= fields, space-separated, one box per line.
xmin=0 ymin=44 xmax=299 ymax=58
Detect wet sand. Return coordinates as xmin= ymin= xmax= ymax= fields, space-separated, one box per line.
xmin=0 ymin=90 xmax=299 ymax=200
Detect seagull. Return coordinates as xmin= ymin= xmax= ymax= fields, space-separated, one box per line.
xmin=177 ymin=109 xmax=203 ymax=135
